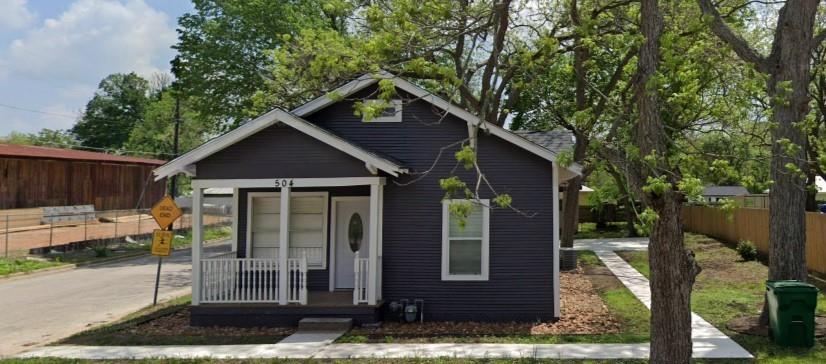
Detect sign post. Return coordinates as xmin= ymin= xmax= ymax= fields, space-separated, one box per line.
xmin=149 ymin=196 xmax=182 ymax=306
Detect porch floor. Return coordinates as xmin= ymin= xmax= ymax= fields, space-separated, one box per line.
xmin=191 ymin=291 xmax=384 ymax=327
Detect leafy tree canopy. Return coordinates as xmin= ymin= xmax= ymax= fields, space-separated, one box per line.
xmin=71 ymin=72 xmax=150 ymax=150
xmin=172 ymin=0 xmax=334 ymax=127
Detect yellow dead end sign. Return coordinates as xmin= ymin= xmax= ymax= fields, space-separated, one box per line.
xmin=151 ymin=195 xmax=182 ymax=230
xmin=151 ymin=229 xmax=174 ymax=256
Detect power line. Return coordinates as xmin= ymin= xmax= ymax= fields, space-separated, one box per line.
xmin=0 ymin=103 xmax=80 ymax=119
xmin=32 ymin=140 xmax=180 ymax=157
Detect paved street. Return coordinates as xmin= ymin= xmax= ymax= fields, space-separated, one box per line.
xmin=0 ymin=242 xmax=229 ymax=357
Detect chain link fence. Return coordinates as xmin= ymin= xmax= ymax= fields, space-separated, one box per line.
xmin=1 ymin=206 xmax=232 ymax=258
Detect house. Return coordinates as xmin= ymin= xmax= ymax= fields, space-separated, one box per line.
xmin=0 ymin=143 xmax=166 ymax=210
xmin=702 ymin=185 xmax=749 ymax=203
xmin=153 ymin=71 xmax=581 ymax=326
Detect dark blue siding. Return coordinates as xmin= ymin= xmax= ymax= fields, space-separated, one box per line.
xmin=193 ymin=85 xmax=557 ymax=321
xmin=197 ymin=124 xmax=372 ymax=179
xmin=306 ymin=87 xmax=556 ymax=321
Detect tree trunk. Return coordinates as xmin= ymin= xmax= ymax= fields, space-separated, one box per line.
xmin=806 ymin=172 xmax=818 ymax=212
xmin=560 ymin=0 xmax=591 ymax=251
xmin=759 ymin=1 xmax=817 ymax=325
xmin=560 ymin=137 xmax=588 ymax=249
xmin=635 ymin=1 xmax=699 ymax=362
xmin=623 ymin=196 xmax=638 ymax=237
xmin=648 ymin=192 xmax=699 ymax=364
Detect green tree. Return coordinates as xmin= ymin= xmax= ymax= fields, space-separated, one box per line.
xmin=123 ymin=91 xmax=211 ymax=160
xmin=698 ymin=0 xmax=824 ymax=324
xmin=510 ymin=0 xmax=638 ymax=255
xmin=71 ymin=73 xmax=149 ymax=150
xmin=172 ymin=0 xmax=332 ymax=126
xmin=1 ymin=129 xmax=79 ymax=148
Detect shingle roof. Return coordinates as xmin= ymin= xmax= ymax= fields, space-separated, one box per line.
xmin=513 ymin=130 xmax=575 ymax=154
xmin=0 ymin=143 xmax=165 ymax=165
xmin=702 ymin=185 xmax=749 ymax=197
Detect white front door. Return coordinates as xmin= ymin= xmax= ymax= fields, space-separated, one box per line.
xmin=333 ymin=198 xmax=370 ymax=289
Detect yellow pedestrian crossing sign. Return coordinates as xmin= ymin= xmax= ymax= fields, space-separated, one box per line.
xmin=151 ymin=229 xmax=174 ymax=256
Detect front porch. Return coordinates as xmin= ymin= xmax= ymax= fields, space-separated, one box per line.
xmin=190 ymin=292 xmax=383 ymax=327
xmin=189 ymin=177 xmax=385 ymax=325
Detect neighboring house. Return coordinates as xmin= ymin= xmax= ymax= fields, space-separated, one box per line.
xmin=0 ymin=143 xmax=165 ymax=210
xmin=154 ymin=71 xmax=581 ymax=326
xmin=702 ymin=185 xmax=749 ymax=203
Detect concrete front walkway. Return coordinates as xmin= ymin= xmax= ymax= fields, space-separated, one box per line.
xmin=575 ymin=238 xmax=752 ymax=359
xmin=18 ymin=237 xmax=753 ymax=360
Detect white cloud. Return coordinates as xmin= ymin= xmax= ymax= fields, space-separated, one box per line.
xmin=4 ymin=0 xmax=176 ymax=83
xmin=0 ymin=0 xmax=35 ymax=30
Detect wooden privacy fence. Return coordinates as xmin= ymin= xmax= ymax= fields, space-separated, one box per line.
xmin=682 ymin=206 xmax=826 ymax=277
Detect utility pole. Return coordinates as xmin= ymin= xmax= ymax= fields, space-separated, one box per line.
xmin=169 ymin=95 xmax=181 ymax=198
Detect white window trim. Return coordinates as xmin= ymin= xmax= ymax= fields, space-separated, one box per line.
xmin=246 ymin=191 xmax=329 ymax=270
xmin=441 ymin=199 xmax=489 ymax=281
xmin=362 ymin=99 xmax=402 ymax=123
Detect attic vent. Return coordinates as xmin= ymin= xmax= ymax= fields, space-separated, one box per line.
xmin=363 ymin=99 xmax=402 ymax=123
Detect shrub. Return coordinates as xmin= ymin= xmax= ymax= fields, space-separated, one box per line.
xmin=736 ymin=240 xmax=758 ymax=261
xmin=91 ymin=244 xmax=110 ymax=258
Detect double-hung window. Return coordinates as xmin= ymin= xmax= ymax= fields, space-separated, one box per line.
xmin=442 ymin=199 xmax=489 ymax=281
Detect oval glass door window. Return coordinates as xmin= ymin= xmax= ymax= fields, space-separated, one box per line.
xmin=348 ymin=213 xmax=364 ymax=252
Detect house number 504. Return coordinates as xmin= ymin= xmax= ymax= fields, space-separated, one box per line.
xmin=274 ymin=179 xmax=294 ymax=188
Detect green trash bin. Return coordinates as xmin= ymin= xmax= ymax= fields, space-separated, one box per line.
xmin=765 ymin=280 xmax=819 ymax=347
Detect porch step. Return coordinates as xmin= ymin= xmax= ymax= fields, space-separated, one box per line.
xmin=298 ymin=317 xmax=353 ymax=332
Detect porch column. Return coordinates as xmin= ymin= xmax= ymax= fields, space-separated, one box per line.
xmin=278 ymin=186 xmax=291 ymax=305
xmin=231 ymin=188 xmax=239 ymax=253
xmin=192 ymin=187 xmax=204 ymax=305
xmin=552 ymin=162 xmax=560 ymax=318
xmin=368 ymin=182 xmax=382 ymax=305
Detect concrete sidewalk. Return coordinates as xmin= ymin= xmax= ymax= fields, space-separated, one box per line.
xmin=17 ymin=237 xmax=753 ymax=360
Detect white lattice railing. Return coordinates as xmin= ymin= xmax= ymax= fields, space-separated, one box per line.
xmin=353 ymin=251 xmax=369 ymax=304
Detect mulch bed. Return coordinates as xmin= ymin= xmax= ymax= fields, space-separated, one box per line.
xmin=727 ymin=315 xmax=826 ymax=337
xmin=351 ymin=269 xmax=621 ymax=337
xmin=127 ymin=308 xmax=295 ymax=337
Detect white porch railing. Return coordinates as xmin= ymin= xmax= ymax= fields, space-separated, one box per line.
xmin=287 ymin=255 xmax=308 ymax=304
xmin=207 ymin=251 xmax=237 ymax=260
xmin=288 ymin=247 xmax=324 ymax=268
xmin=353 ymin=251 xmax=369 ymax=304
xmin=199 ymin=255 xmax=308 ymax=304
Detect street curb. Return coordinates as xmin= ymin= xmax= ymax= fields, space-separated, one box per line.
xmin=0 ymin=238 xmax=230 ymax=282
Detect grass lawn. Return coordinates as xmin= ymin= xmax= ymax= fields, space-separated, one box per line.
xmin=617 ymin=233 xmax=826 ymax=364
xmin=339 ymin=250 xmax=649 ymax=345
xmin=37 ymin=225 xmax=232 ymax=266
xmin=60 ymin=295 xmax=293 ymax=346
xmin=0 ymin=257 xmax=65 ymax=277
xmin=575 ymin=222 xmax=638 ymax=240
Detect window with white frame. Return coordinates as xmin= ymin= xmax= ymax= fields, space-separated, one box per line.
xmin=442 ymin=200 xmax=489 ymax=281
xmin=247 ymin=192 xmax=328 ymax=269
xmin=362 ymin=99 xmax=402 ymax=122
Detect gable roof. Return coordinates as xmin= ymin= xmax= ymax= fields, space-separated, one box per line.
xmin=293 ymin=71 xmax=582 ymax=178
xmin=514 ymin=130 xmax=575 ymax=155
xmin=702 ymin=186 xmax=749 ymax=197
xmin=152 ymin=109 xmax=407 ymax=180
xmin=155 ymin=71 xmax=581 ymax=181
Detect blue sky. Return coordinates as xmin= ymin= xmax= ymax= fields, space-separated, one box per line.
xmin=0 ymin=0 xmax=195 ymax=136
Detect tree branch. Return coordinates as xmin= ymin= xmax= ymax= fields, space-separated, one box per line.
xmin=697 ymin=0 xmax=770 ymax=73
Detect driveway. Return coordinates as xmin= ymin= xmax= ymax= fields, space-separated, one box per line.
xmin=0 ymin=242 xmax=229 ymax=357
